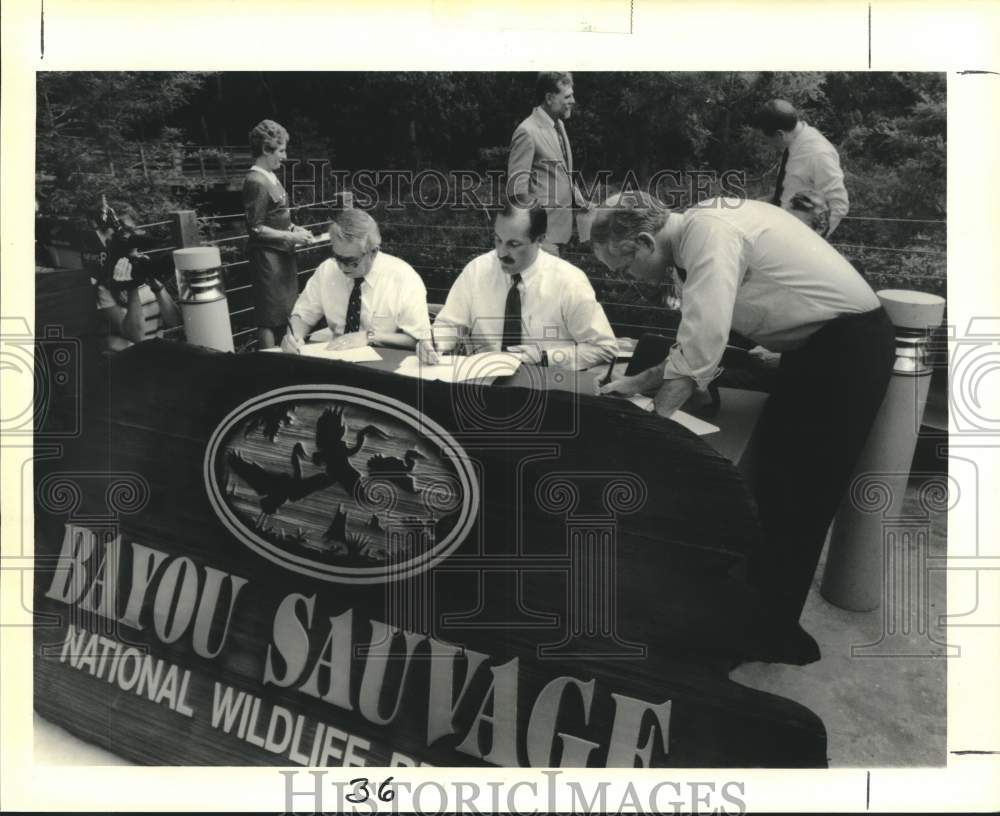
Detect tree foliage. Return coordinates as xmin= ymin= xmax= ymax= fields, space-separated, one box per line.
xmin=36 ymin=71 xmax=945 ymax=295
xmin=36 ymin=71 xmax=213 ymax=219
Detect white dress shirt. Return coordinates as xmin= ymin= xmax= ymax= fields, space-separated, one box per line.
xmin=778 ymin=122 xmax=849 ymax=235
xmin=665 ymin=198 xmax=879 ymax=388
xmin=291 ymin=252 xmax=431 ymax=340
xmin=434 ymin=249 xmax=617 ymax=369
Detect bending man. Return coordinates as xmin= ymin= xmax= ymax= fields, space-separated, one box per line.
xmin=590 ymin=193 xmax=893 ymax=662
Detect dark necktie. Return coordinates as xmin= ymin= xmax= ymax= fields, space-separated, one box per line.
xmin=555 ymin=123 xmax=570 ymax=166
xmin=772 ymin=148 xmax=789 ymax=205
xmin=502 ymin=273 xmax=522 ymax=350
xmin=345 ymin=277 xmax=363 ymax=333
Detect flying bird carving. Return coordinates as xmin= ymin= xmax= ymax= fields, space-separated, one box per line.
xmin=243 ymin=403 xmax=296 ymax=442
xmin=227 ymin=405 xmax=390 ymax=523
xmin=367 ymin=449 xmax=426 ymax=493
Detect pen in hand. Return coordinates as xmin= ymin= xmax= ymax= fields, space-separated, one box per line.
xmin=285 ymin=320 xmax=300 ymax=353
xmin=598 ymin=356 xmax=617 ymax=387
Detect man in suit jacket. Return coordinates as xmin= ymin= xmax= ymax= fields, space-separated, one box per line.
xmin=507 ymin=72 xmax=589 ymax=255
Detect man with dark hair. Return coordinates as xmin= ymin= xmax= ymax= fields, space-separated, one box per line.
xmin=757 ymin=99 xmax=849 ymax=236
xmin=82 ymin=199 xmax=181 ymax=351
xmin=419 ymin=203 xmax=616 ymax=368
xmin=507 ymin=71 xmax=590 ymax=255
xmin=590 ymin=192 xmax=893 ymax=663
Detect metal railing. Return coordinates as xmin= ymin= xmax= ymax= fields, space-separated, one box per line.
xmin=41 ymin=198 xmax=946 ymax=354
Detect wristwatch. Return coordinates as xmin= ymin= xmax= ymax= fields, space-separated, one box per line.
xmin=366 ymin=329 xmax=376 ymax=345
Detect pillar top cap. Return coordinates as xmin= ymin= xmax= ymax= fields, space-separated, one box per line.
xmin=173 ymin=246 xmax=222 ymax=271
xmin=877 ymin=289 xmax=946 ymax=330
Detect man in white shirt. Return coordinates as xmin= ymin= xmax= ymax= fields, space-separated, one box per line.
xmin=758 ymin=99 xmax=849 ymax=236
xmin=418 ymin=202 xmax=616 ymax=369
xmin=590 ymin=193 xmax=893 ymax=663
xmin=281 ymin=209 xmax=431 ymax=352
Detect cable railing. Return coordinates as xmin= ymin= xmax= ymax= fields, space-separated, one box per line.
xmin=47 ymin=197 xmax=944 ymax=352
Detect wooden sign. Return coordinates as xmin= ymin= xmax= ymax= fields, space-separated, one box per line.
xmin=33 ymin=340 xmax=827 ymax=767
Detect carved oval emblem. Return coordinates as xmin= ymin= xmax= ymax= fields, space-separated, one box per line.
xmin=204 ymin=386 xmax=479 ymax=584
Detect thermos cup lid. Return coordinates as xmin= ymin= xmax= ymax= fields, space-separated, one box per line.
xmin=173 ymin=246 xmax=222 ymax=271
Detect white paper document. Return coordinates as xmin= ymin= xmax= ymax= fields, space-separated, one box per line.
xmin=626 ymin=395 xmax=720 ymax=436
xmin=395 ymin=351 xmax=522 ymax=383
xmin=298 ymin=344 xmax=383 ymax=363
xmin=307 ymin=327 xmax=334 ymax=343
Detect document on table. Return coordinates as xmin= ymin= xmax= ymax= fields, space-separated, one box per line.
xmin=395 ymin=351 xmax=522 ymax=383
xmin=626 ymin=395 xmax=720 ymax=436
xmin=307 ymin=327 xmax=334 ymax=343
xmin=299 ymin=344 xmax=383 ymax=363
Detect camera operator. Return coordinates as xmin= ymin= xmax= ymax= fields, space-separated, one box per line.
xmin=82 ymin=199 xmax=181 ymax=351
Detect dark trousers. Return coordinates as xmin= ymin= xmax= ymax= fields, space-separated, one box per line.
xmin=748 ymin=307 xmax=895 ymax=624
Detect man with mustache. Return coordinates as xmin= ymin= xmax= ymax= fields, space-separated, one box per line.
xmin=508 ymin=71 xmax=591 ymax=256
xmin=418 ymin=202 xmax=616 ymax=369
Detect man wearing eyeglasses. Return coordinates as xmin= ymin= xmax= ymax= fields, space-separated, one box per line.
xmin=588 ymin=192 xmax=893 ymax=662
xmin=281 ymin=208 xmax=431 ymax=353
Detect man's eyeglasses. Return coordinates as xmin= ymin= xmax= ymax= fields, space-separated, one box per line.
xmin=332 ymin=246 xmax=379 ymax=269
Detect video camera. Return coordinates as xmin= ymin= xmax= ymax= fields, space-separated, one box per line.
xmin=88 ymin=197 xmax=169 ymax=294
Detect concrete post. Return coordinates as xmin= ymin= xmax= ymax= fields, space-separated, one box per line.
xmin=820 ymin=289 xmax=946 ymax=611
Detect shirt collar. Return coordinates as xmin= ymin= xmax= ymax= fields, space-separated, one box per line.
xmin=535 ymin=106 xmax=559 ymax=129
xmin=664 ymin=212 xmax=687 ymax=271
xmin=495 ymin=248 xmax=544 ymax=285
xmin=250 ymin=165 xmax=279 ymax=184
xmin=787 ymin=121 xmax=807 ymax=147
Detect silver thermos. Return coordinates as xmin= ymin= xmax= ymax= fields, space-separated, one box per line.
xmin=173 ymin=246 xmax=235 ymax=352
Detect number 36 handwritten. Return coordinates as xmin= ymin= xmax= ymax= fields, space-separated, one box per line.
xmin=346 ymin=777 xmax=395 ymax=804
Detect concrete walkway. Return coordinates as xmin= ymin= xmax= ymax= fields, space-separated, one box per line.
xmin=731 ymin=480 xmax=948 ymax=766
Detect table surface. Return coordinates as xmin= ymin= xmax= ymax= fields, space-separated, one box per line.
xmin=278 ymin=344 xmax=767 ymax=465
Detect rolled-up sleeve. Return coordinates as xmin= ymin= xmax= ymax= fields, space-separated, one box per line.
xmin=664 ymin=216 xmax=746 ymax=389
xmin=290 ymin=261 xmax=326 ymax=328
xmin=560 ymin=275 xmax=617 ymax=368
xmin=395 ymin=268 xmax=432 ymax=341
xmin=433 ymin=264 xmax=473 ymax=337
xmin=812 ymin=149 xmax=849 ymax=235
